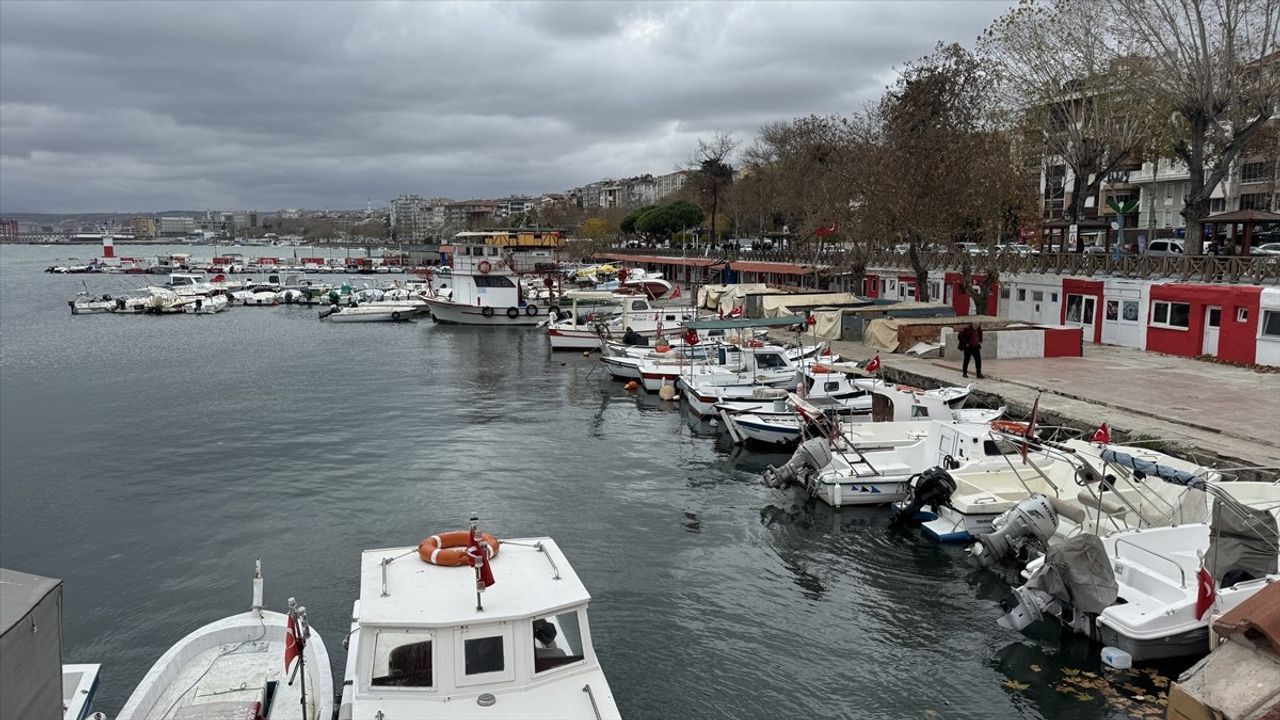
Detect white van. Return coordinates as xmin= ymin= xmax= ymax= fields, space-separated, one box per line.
xmin=1145 ymin=240 xmax=1184 ymax=256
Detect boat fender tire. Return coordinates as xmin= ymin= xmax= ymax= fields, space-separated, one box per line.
xmin=391 ymin=311 xmax=402 ymax=321
xmin=506 ymin=307 xmax=519 ymax=319
xmin=482 ymin=307 xmax=495 ymax=318
xmin=525 ymin=305 xmax=538 ymax=316
xmin=418 ymin=530 xmax=500 ymax=566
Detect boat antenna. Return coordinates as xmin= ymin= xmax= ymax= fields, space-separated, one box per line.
xmin=470 ymin=513 xmax=485 ymax=612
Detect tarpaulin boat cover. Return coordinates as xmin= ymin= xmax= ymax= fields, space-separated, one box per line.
xmin=1206 ymin=500 xmax=1279 ymax=584
xmin=0 ymin=568 xmax=63 ymax=720
xmin=864 ymin=318 xmax=902 ymax=352
xmin=1099 ymin=449 xmax=1206 ymax=488
xmin=1025 ymin=534 xmax=1118 ymax=614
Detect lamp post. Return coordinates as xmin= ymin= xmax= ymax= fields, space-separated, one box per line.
xmin=1105 ymin=170 xmax=1136 ymax=262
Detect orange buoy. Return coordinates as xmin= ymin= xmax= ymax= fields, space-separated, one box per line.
xmin=625 ymin=380 xmax=640 ymax=392
xmin=418 ymin=530 xmax=499 ymax=566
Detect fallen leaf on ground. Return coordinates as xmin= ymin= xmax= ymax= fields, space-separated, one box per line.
xmin=1003 ymin=680 xmax=1030 ymax=691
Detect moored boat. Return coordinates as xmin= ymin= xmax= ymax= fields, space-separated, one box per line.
xmin=117 ymin=562 xmax=333 ymax=720
xmin=422 ymin=231 xmax=563 ymax=327
xmin=319 ymin=304 xmax=413 ymax=323
xmin=339 ymin=520 xmax=621 ymax=719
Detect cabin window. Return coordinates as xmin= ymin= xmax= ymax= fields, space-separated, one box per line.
xmin=1262 ymin=310 xmax=1280 ymax=338
xmin=631 ymin=300 xmax=647 ymax=311
xmin=474 ymin=275 xmax=515 ymax=288
xmin=371 ymin=631 xmax=433 ymax=688
xmin=910 ymin=405 xmax=929 ymax=418
xmin=754 ymin=353 xmax=787 ymax=369
xmin=664 ymin=315 xmax=676 ymax=322
xmin=983 ymin=439 xmax=1024 ymax=456
xmin=533 ymin=611 xmax=586 ymax=674
xmin=1151 ymin=300 xmax=1190 ymax=329
xmin=487 ymin=247 xmax=500 ymax=256
xmin=823 ymin=381 xmax=841 ymax=393
xmin=464 ymin=635 xmax=505 ymax=675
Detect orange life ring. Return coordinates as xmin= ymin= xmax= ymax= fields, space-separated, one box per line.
xmin=990 ymin=420 xmax=1031 ymax=435
xmin=477 ymin=260 xmax=492 ymax=275
xmin=418 ymin=530 xmax=500 ymax=567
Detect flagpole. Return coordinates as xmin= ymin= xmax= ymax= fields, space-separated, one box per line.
xmin=298 ymin=606 xmax=309 ymax=720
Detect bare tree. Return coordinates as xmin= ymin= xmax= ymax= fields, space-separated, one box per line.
xmin=691 ymin=133 xmax=739 ymax=247
xmin=981 ymin=0 xmax=1158 ymax=252
xmin=1105 ymin=0 xmax=1279 ymax=251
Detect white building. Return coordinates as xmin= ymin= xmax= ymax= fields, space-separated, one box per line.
xmin=158 ymin=216 xmax=196 ymax=237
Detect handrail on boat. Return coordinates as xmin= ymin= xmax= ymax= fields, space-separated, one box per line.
xmin=583 ymin=684 xmax=603 ymax=720
xmin=537 ymin=541 xmax=562 ymax=580
xmin=1113 ymin=537 xmax=1187 ymax=588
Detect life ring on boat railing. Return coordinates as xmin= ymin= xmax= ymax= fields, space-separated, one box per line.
xmin=506 ymin=307 xmax=520 ymax=319
xmin=525 ymin=305 xmax=538 ymax=316
xmin=990 ymin=420 xmax=1031 ymax=435
xmin=478 ymin=260 xmax=492 ymax=275
xmin=481 ymin=306 xmax=495 ymax=319
xmin=418 ymin=531 xmax=500 ymax=567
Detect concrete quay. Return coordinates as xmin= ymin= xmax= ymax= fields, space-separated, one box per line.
xmin=783 ymin=333 xmax=1280 ymax=473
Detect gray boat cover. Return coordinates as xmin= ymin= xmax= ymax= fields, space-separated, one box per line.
xmin=0 ymin=568 xmax=63 ymax=720
xmin=1100 ymin=449 xmax=1205 ymax=488
xmin=1026 ymin=534 xmax=1118 ymax=614
xmin=1206 ymin=501 xmax=1279 ymax=583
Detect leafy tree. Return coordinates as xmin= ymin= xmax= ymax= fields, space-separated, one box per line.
xmin=621 ymin=205 xmax=657 ymax=235
xmin=579 ymin=216 xmax=613 ymax=240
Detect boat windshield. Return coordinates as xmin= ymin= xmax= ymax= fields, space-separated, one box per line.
xmin=532 ymin=610 xmax=586 ymax=674
xmin=371 ymin=630 xmax=434 ymax=688
xmin=754 ymin=353 xmax=788 ymax=369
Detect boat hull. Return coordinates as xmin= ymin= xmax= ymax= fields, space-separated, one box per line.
xmin=425 ymin=298 xmax=545 ymax=326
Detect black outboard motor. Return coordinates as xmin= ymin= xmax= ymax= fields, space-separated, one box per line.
xmin=889 ymin=466 xmax=956 ymax=526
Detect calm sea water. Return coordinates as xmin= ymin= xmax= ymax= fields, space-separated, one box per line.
xmin=1 ymin=244 xmax=1169 ymax=719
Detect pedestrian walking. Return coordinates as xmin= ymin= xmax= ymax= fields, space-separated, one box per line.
xmin=959 ymin=322 xmax=984 ymax=379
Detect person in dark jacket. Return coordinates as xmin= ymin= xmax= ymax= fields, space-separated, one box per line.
xmin=959 ymin=322 xmax=984 ymax=379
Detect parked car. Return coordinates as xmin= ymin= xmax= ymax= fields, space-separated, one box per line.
xmin=1145 ymin=239 xmax=1185 ymax=256
xmin=1251 ymin=242 xmax=1280 ymax=256
xmin=955 ymin=242 xmax=987 ymax=256
xmin=999 ymin=243 xmax=1038 ymax=256
xmin=1083 ymin=245 xmax=1108 ymax=254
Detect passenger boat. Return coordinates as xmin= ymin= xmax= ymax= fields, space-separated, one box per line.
xmin=422 ymin=231 xmax=563 ymax=326
xmin=319 ymin=305 xmax=413 ymax=323
xmin=118 ymin=562 xmax=333 ymax=720
xmin=339 ymin=521 xmax=621 ymax=719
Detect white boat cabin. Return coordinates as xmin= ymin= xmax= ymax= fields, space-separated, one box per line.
xmin=446 ymin=232 xmax=562 ymax=310
xmin=341 ymin=537 xmax=619 ymax=720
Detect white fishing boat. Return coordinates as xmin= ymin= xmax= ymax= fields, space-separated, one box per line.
xmin=999 ymin=476 xmax=1279 ymax=663
xmin=319 ymin=305 xmax=412 ymax=323
xmin=118 ymin=562 xmax=333 ymax=720
xmin=423 ymin=231 xmax=563 ymax=326
xmin=244 ymin=290 xmax=281 ymax=306
xmin=68 ymin=293 xmax=118 ymax=315
xmin=547 ymin=291 xmax=696 ymax=351
xmin=339 ymin=521 xmax=621 ymax=719
xmin=184 ymin=293 xmax=230 ymax=314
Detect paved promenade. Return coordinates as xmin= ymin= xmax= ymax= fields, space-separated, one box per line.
xmin=788 ymin=333 xmax=1280 ymax=471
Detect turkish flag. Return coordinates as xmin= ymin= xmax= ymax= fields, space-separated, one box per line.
xmin=728 ymin=306 xmax=743 ymax=319
xmin=1092 ymin=423 xmax=1111 ymax=444
xmin=806 ymin=314 xmax=816 ymax=326
xmin=469 ymin=527 xmax=496 ymax=589
xmin=683 ymin=328 xmax=700 ymax=346
xmin=1195 ymin=567 xmax=1216 ymax=620
xmin=866 ymin=355 xmax=880 ymax=373
xmin=671 ymin=286 xmax=682 ymax=298
xmin=284 ymin=614 xmax=303 ymax=674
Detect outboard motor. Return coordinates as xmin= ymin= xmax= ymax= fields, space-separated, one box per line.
xmin=889 ymin=466 xmax=956 ymax=526
xmin=762 ymin=438 xmax=834 ymax=490
xmin=997 ymin=534 xmax=1117 ymax=633
xmin=968 ymin=494 xmax=1060 ymax=568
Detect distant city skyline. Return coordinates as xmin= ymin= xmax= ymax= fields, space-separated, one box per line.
xmin=0 ymin=1 xmax=1007 ymax=213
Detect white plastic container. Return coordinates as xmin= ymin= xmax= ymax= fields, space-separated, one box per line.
xmin=1101 ymin=645 xmax=1132 ymax=669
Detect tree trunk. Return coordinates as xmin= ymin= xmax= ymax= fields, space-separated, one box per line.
xmin=907 ymin=240 xmax=930 ymax=302
xmin=1066 ymin=170 xmax=1087 ymax=252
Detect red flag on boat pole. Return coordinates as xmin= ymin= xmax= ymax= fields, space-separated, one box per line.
xmin=865 ymin=355 xmax=881 ymax=374
xmin=671 ymin=286 xmax=682 ymax=299
xmin=1195 ymin=563 xmax=1216 ymax=620
xmin=1091 ymin=422 xmax=1111 ymax=444
xmin=683 ymin=328 xmax=699 ymax=346
xmin=284 ymin=612 xmax=302 ymax=674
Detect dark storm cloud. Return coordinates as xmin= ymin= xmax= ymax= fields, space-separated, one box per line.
xmin=0 ymin=1 xmax=1007 ymax=212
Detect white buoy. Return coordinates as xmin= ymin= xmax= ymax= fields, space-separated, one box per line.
xmin=658 ymin=382 xmax=676 ymax=401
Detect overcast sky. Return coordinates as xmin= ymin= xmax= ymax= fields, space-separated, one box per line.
xmin=1 ymin=1 xmax=1009 ymax=213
